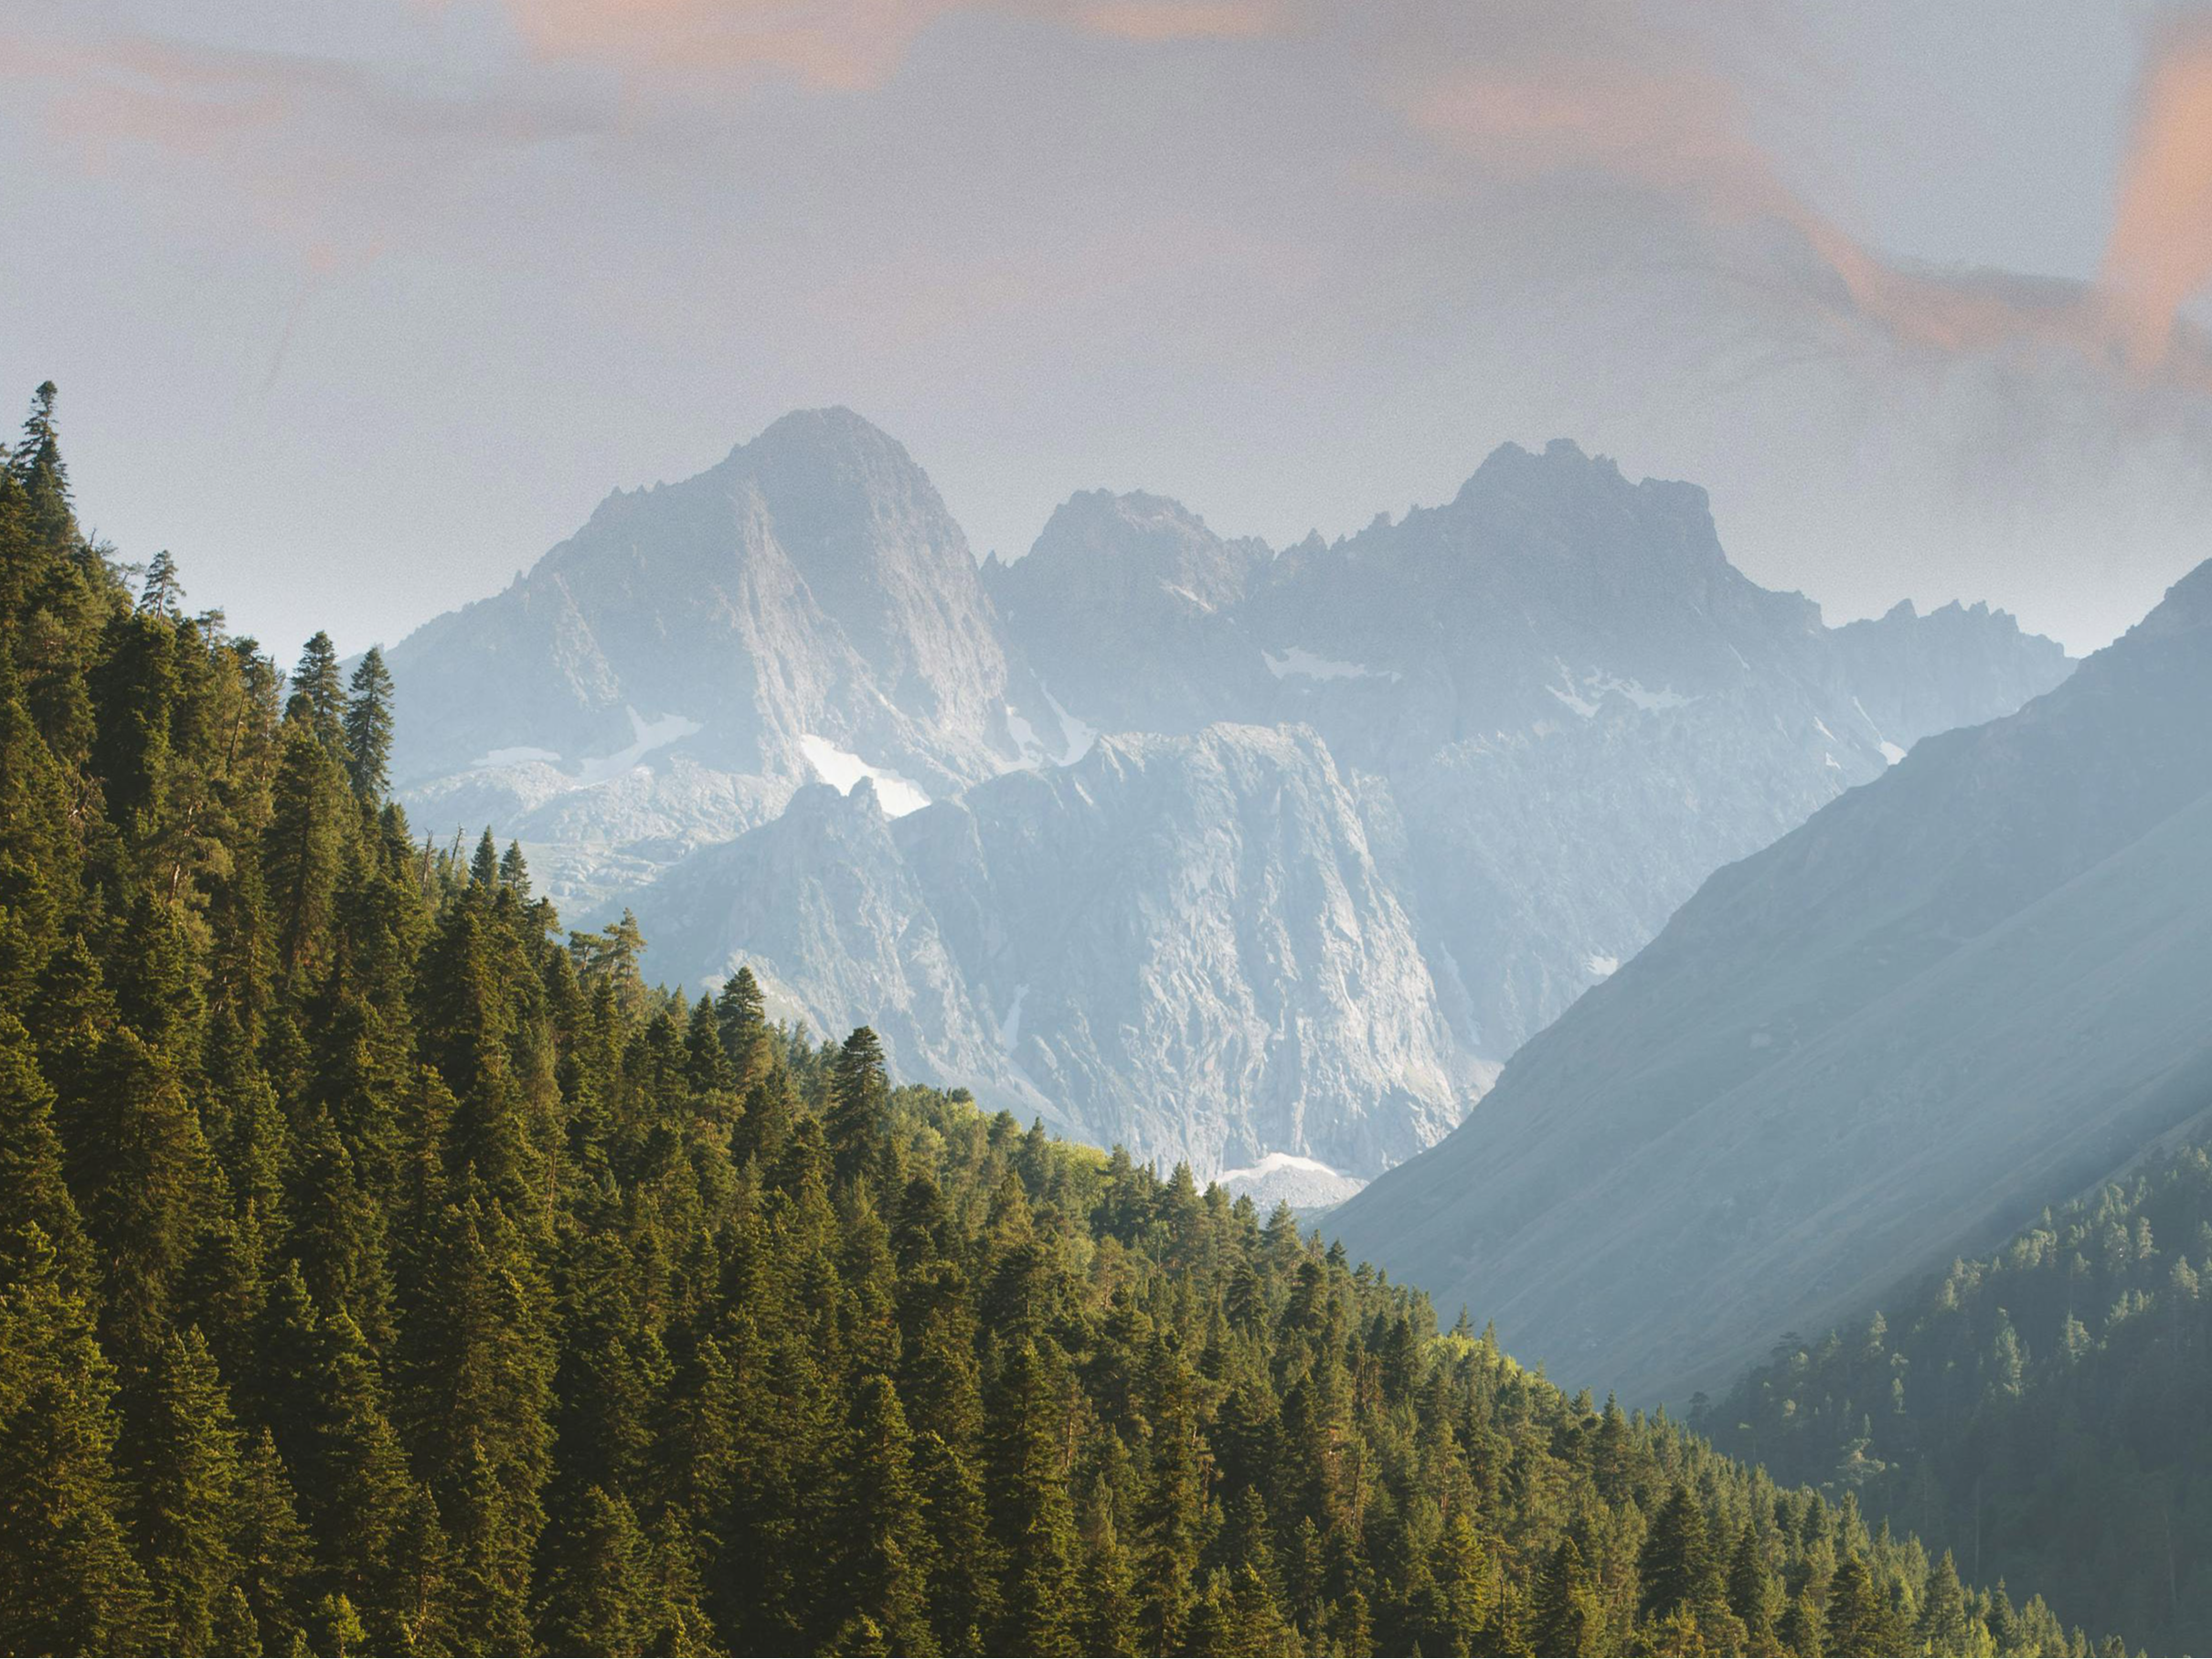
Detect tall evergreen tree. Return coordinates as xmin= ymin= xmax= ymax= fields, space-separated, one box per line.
xmin=291 ymin=632 xmax=345 ymax=759
xmin=828 ymin=1025 xmax=889 ymax=1184
xmin=340 ymin=647 xmax=394 ymax=802
xmin=1531 ymin=1535 xmax=1599 ymax=1656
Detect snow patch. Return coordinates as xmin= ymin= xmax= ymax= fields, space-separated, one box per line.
xmin=1586 ymin=954 xmax=1619 ymax=978
xmin=799 ymin=734 xmax=931 ymax=817
xmin=473 ymin=708 xmax=700 ymax=789
xmin=1880 ymin=739 xmax=1907 ymax=766
xmin=1823 ymin=751 xmax=1842 ymax=771
xmin=1217 ymin=1151 xmax=1342 ymax=1185
xmin=1005 ymin=705 xmax=1046 ymax=762
xmin=1264 ymin=647 xmax=1403 ymax=685
xmin=1587 ymin=671 xmax=1691 ymax=712
xmin=1548 ymin=663 xmax=1691 ymax=720
xmin=474 ymin=744 xmax=562 ymax=768
xmin=996 ymin=984 xmax=1028 ymax=1052
xmin=1042 ymin=687 xmax=1097 ymax=765
xmin=1164 ymin=583 xmax=1217 ymax=614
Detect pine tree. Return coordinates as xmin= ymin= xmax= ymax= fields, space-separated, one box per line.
xmin=834 ymin=1374 xmax=934 ymax=1654
xmin=985 ymin=1340 xmax=1080 ymax=1654
xmin=0 ymin=1227 xmax=150 ymax=1653
xmin=292 ymin=632 xmax=345 ymax=758
xmin=138 ymin=549 xmax=184 ymax=620
xmin=0 ymin=1009 xmax=92 ymax=1293
xmin=1635 ymin=1484 xmax=1706 ymax=1622
xmin=1918 ymin=1549 xmax=1973 ymax=1654
xmin=13 ymin=381 xmax=74 ymax=546
xmin=59 ymin=1026 xmax=211 ymax=1357
xmin=828 ymin=1025 xmax=889 ymax=1184
xmin=535 ymin=1484 xmax=654 ymax=1657
xmin=1824 ymin=1552 xmax=1888 ymax=1655
xmin=232 ymin=1429 xmax=314 ymax=1657
xmin=1726 ymin=1520 xmax=1781 ymax=1654
xmin=914 ymin=1430 xmax=997 ymax=1651
xmin=262 ymin=712 xmax=345 ymax=978
xmin=340 ymin=647 xmax=394 ymax=801
xmin=717 ymin=964 xmax=768 ymax=1084
xmin=126 ymin=1327 xmax=245 ymax=1652
xmin=1531 ymin=1535 xmax=1599 ymax=1656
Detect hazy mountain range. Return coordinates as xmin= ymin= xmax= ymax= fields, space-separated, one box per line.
xmin=1332 ymin=556 xmax=2212 ymax=1403
xmin=386 ymin=409 xmax=2070 ymax=1182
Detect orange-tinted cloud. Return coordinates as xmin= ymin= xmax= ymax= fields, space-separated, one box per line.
xmin=1076 ymin=1 xmax=1287 ymax=43
xmin=500 ymin=0 xmax=964 ymax=91
xmin=2100 ymin=14 xmax=2212 ymax=369
xmin=0 ymin=25 xmax=594 ymax=278
xmin=1400 ymin=20 xmax=2212 ymax=392
xmin=496 ymin=0 xmax=1295 ymax=90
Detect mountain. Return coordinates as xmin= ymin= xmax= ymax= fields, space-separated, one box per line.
xmin=384 ymin=407 xmax=1024 ymax=902
xmin=1329 ymin=558 xmax=2212 ymax=1405
xmin=626 ymin=722 xmax=1469 ymax=1178
xmin=982 ymin=488 xmax=1276 ymax=736
xmin=390 ymin=415 xmax=2071 ymax=1180
xmin=1001 ymin=440 xmax=2075 ymax=1060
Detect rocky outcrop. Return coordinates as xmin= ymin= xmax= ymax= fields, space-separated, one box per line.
xmin=631 ymin=723 xmax=1470 ymax=1178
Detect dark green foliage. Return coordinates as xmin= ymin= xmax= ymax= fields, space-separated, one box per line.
xmin=0 ymin=386 xmax=2112 ymax=1654
xmin=1715 ymin=1136 xmax=2212 ymax=1655
xmin=339 ymin=648 xmax=394 ymax=802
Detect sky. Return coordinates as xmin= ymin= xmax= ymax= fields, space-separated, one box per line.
xmin=5 ymin=1 xmax=2212 ymax=657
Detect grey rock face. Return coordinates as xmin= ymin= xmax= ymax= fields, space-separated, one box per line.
xmin=390 ymin=416 xmax=2073 ymax=1182
xmin=631 ymin=724 xmax=1470 ymax=1177
xmin=984 ymin=490 xmax=1275 ymax=737
xmin=1330 ymin=558 xmax=2212 ymax=1405
xmin=385 ymin=408 xmax=1016 ymax=907
xmin=1003 ymin=438 xmax=2074 ymax=1058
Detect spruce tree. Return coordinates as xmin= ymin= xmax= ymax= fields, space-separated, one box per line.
xmin=0 ymin=1227 xmax=150 ymax=1653
xmin=834 ymin=1374 xmax=934 ymax=1654
xmin=1531 ymin=1535 xmax=1599 ymax=1656
xmin=126 ymin=1327 xmax=245 ymax=1653
xmin=340 ymin=647 xmax=394 ymax=802
xmin=292 ymin=632 xmax=345 ymax=758
xmin=828 ymin=1024 xmax=889 ymax=1184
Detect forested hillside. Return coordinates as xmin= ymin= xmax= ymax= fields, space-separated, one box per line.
xmin=1708 ymin=1123 xmax=2212 ymax=1655
xmin=0 ymin=381 xmax=2107 ymax=1656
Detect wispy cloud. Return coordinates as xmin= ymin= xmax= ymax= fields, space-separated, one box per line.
xmin=2101 ymin=12 xmax=2212 ymax=369
xmin=1396 ymin=9 xmax=2212 ymax=391
xmin=495 ymin=0 xmax=1297 ymax=92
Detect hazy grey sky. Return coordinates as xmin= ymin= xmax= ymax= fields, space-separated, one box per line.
xmin=6 ymin=1 xmax=2212 ymax=656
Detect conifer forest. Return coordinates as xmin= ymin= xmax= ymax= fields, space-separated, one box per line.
xmin=0 ymin=385 xmax=2136 ymax=1655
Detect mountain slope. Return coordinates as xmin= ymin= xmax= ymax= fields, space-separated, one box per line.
xmin=1329 ymin=558 xmax=2212 ymax=1404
